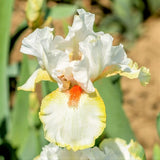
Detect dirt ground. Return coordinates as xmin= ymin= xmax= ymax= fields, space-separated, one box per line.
xmin=10 ymin=1 xmax=160 ymax=160
xmin=122 ymin=17 xmax=160 ymax=159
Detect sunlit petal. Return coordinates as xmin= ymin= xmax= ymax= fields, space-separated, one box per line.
xmin=39 ymin=88 xmax=106 ymax=151
xmin=100 ymin=138 xmax=141 ymax=160
xmin=18 ymin=68 xmax=54 ymax=92
xmin=66 ymin=9 xmax=95 ymax=42
xmin=102 ymin=60 xmax=150 ymax=86
xmin=79 ymin=33 xmax=113 ymax=82
xmin=20 ymin=10 xmax=150 ymax=93
xmin=34 ymin=143 xmax=105 ymax=160
xmin=71 ymin=55 xmax=95 ymax=93
xmin=95 ymin=44 xmax=151 ymax=85
xmin=34 ymin=139 xmax=143 ymax=160
xmin=20 ymin=27 xmax=53 ymax=68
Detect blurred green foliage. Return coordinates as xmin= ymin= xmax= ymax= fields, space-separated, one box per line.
xmin=49 ymin=4 xmax=78 ymax=19
xmin=0 ymin=0 xmax=13 ymax=129
xmin=99 ymin=0 xmax=144 ymax=41
xmin=0 ymin=0 xmax=159 ymax=159
xmin=147 ymin=0 xmax=160 ymax=13
xmin=99 ymin=0 xmax=160 ymax=43
xmin=152 ymin=113 xmax=160 ymax=160
xmin=156 ymin=113 xmax=160 ymax=138
xmin=153 ymin=144 xmax=160 ymax=160
xmin=9 ymin=55 xmax=30 ymax=149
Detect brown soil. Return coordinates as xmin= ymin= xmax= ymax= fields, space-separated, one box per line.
xmin=10 ymin=1 xmax=160 ymax=160
xmin=122 ymin=17 xmax=160 ymax=160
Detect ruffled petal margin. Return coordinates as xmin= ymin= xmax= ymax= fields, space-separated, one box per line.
xmin=34 ymin=138 xmax=144 ymax=160
xmin=39 ymin=88 xmax=106 ymax=151
xmin=34 ymin=143 xmax=106 ymax=160
xmin=100 ymin=138 xmax=143 ymax=160
xmin=101 ymin=59 xmax=150 ymax=86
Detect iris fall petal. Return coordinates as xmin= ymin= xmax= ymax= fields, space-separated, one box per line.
xmin=39 ymin=87 xmax=106 ymax=151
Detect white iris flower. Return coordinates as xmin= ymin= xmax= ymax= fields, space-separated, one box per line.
xmin=34 ymin=138 xmax=143 ymax=160
xmin=19 ymin=9 xmax=150 ymax=151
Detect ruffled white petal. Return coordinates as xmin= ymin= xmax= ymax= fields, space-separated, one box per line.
xmin=34 ymin=143 xmax=59 ymax=160
xmin=43 ymin=49 xmax=71 ymax=91
xmin=100 ymin=138 xmax=141 ymax=160
xmin=100 ymin=44 xmax=150 ymax=86
xmin=66 ymin=9 xmax=95 ymax=42
xmin=79 ymin=34 xmax=113 ymax=82
xmin=18 ymin=68 xmax=53 ymax=92
xmin=80 ymin=34 xmax=150 ymax=86
xmin=82 ymin=147 xmax=106 ymax=160
xmin=64 ymin=9 xmax=96 ymax=62
xmin=34 ymin=143 xmax=105 ymax=160
xmin=39 ymin=88 xmax=106 ymax=151
xmin=71 ymin=55 xmax=95 ymax=93
xmin=20 ymin=27 xmax=54 ymax=68
xmin=20 ymin=10 xmax=150 ymax=94
xmin=34 ymin=139 xmax=143 ymax=160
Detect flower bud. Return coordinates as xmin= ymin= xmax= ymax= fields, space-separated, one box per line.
xmin=26 ymin=0 xmax=46 ymax=29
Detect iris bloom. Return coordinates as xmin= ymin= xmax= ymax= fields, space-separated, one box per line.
xmin=19 ymin=9 xmax=150 ymax=151
xmin=34 ymin=138 xmax=143 ymax=160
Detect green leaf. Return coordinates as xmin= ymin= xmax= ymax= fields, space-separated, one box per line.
xmin=8 ymin=55 xmax=30 ymax=147
xmin=49 ymin=4 xmax=78 ymax=19
xmin=8 ymin=56 xmax=47 ymax=159
xmin=18 ymin=129 xmax=40 ymax=160
xmin=111 ymin=0 xmax=143 ymax=41
xmin=0 ymin=0 xmax=13 ymax=124
xmin=99 ymin=15 xmax=122 ymax=33
xmin=28 ymin=58 xmax=38 ymax=73
xmin=113 ymin=0 xmax=143 ymax=29
xmin=62 ymin=20 xmax=70 ymax=36
xmin=153 ymin=144 xmax=160 ymax=160
xmin=38 ymin=126 xmax=48 ymax=147
xmin=94 ymin=76 xmax=135 ymax=142
xmin=10 ymin=20 xmax=27 ymax=53
xmin=113 ymin=0 xmax=132 ymax=27
xmin=147 ymin=0 xmax=160 ymax=13
xmin=7 ymin=63 xmax=19 ymax=77
xmin=28 ymin=93 xmax=40 ymax=127
xmin=156 ymin=113 xmax=160 ymax=138
xmin=42 ymin=81 xmax=58 ymax=97
xmin=0 ymin=156 xmax=4 ymax=160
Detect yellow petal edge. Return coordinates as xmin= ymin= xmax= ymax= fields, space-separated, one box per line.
xmin=103 ymin=60 xmax=150 ymax=86
xmin=39 ymin=88 xmax=106 ymax=151
xmin=18 ymin=68 xmax=54 ymax=92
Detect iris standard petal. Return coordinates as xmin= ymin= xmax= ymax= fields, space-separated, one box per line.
xmin=66 ymin=9 xmax=95 ymax=42
xmin=39 ymin=86 xmax=106 ymax=151
xmin=79 ymin=34 xmax=113 ymax=82
xmin=20 ymin=27 xmax=53 ymax=68
xmin=80 ymin=34 xmax=150 ymax=86
xmin=101 ymin=44 xmax=150 ymax=86
xmin=18 ymin=68 xmax=54 ymax=92
xmin=71 ymin=55 xmax=95 ymax=93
